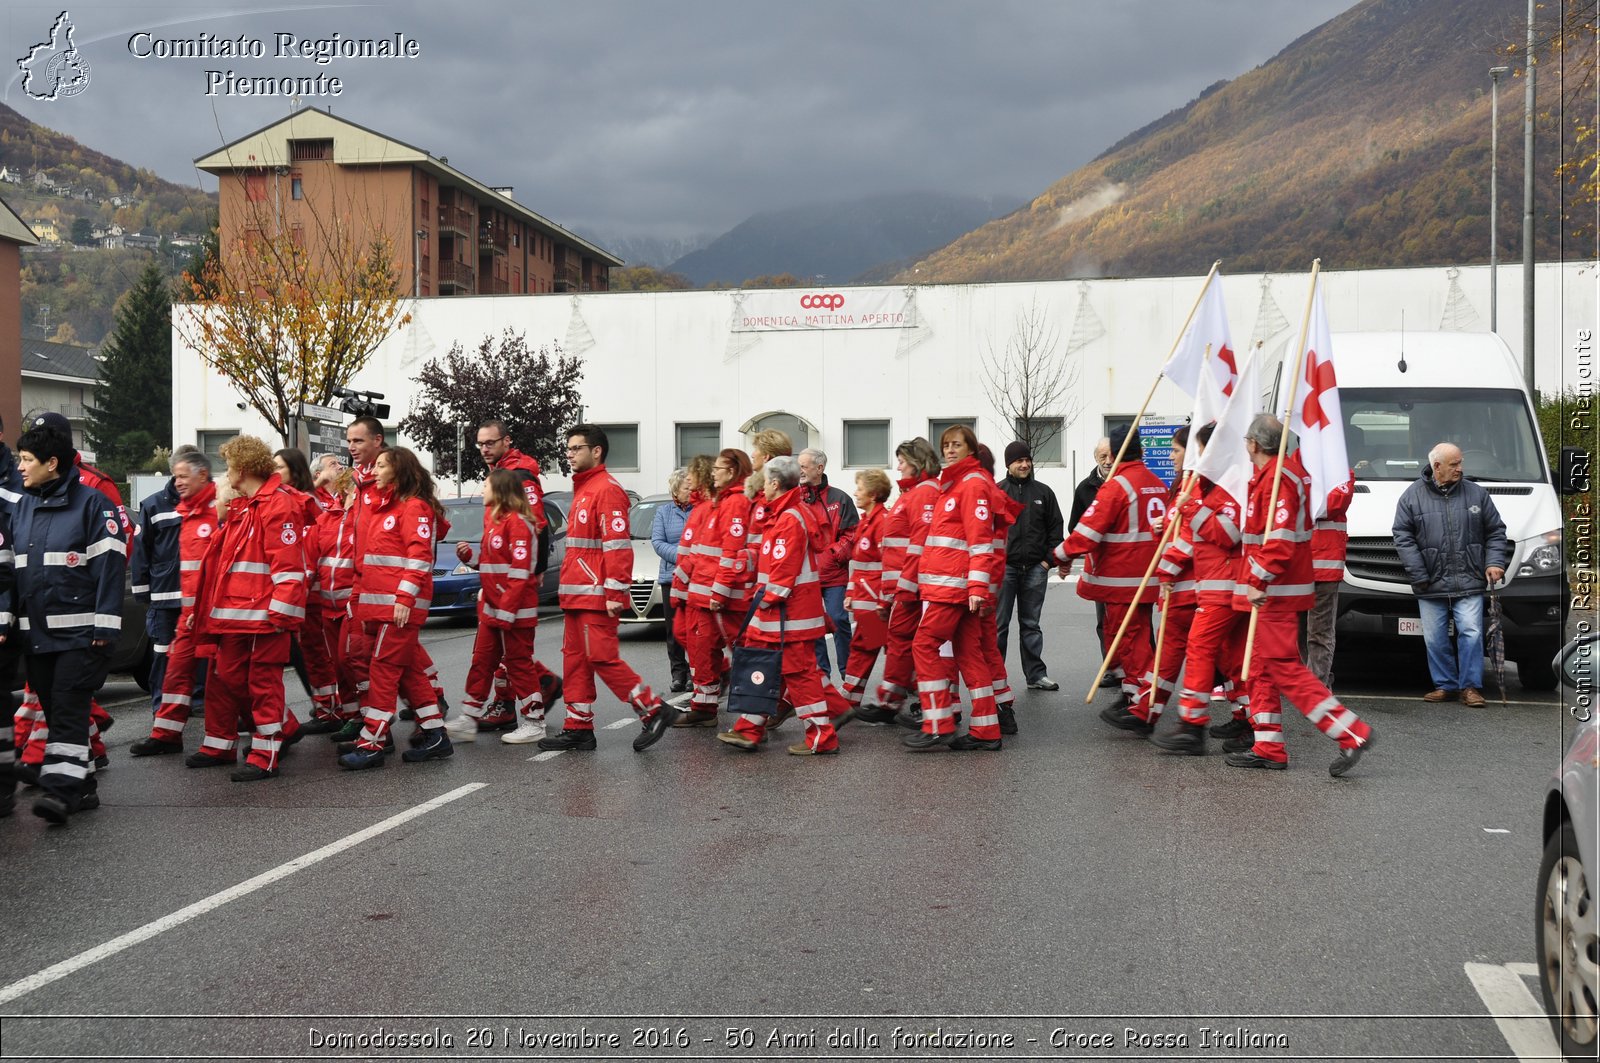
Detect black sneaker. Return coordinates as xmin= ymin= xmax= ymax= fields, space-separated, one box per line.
xmin=853 ymin=703 xmax=898 ymax=725
xmin=1224 ymin=750 xmax=1287 ymax=770
xmin=949 ymin=733 xmax=1002 ymax=751
xmin=185 ymin=751 xmax=234 ymax=769
xmin=1098 ymin=704 xmax=1153 ymax=734
xmin=1208 ymin=716 xmax=1249 ymax=740
xmin=632 ymin=707 xmax=671 ymax=752
xmin=1150 ymin=720 xmax=1206 ymax=755
xmin=997 ymin=706 xmax=1018 ymax=736
xmin=537 ymin=729 xmax=597 ymax=752
xmin=130 ymin=737 xmax=182 ymax=757
xmin=1330 ymin=728 xmax=1375 ymax=778
xmin=401 ymin=731 xmax=454 ymax=763
xmin=230 ymin=764 xmax=278 ymax=782
xmin=902 ymin=730 xmax=952 ymax=752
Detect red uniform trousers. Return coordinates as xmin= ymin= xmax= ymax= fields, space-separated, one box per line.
xmin=557 ymin=610 xmax=661 ymax=731
xmin=149 ymin=623 xmax=206 ymax=741
xmin=198 ymin=631 xmax=292 ymax=771
xmin=684 ymin=605 xmax=731 ymax=713
xmin=464 ymin=625 xmax=543 ymax=721
xmin=841 ymin=609 xmax=888 ymax=707
xmin=1175 ymin=602 xmax=1249 ymax=726
xmin=729 ymin=641 xmax=842 ymax=751
xmin=341 ymin=617 xmax=372 ymax=714
xmin=357 ymin=621 xmax=444 ymax=751
xmin=1104 ymin=601 xmax=1155 ymax=702
xmin=871 ymin=599 xmax=921 ymax=709
xmin=1245 ymin=610 xmax=1371 ymax=763
xmin=913 ymin=602 xmax=1001 ymax=741
xmin=490 ymin=659 xmax=557 ymax=718
xmin=1136 ymin=601 xmax=1195 ymax=722
xmin=298 ymin=601 xmax=343 ymax=721
xmin=15 ymin=691 xmax=109 ymax=765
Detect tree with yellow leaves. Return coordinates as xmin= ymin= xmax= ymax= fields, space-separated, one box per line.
xmin=175 ymin=202 xmax=410 ymax=444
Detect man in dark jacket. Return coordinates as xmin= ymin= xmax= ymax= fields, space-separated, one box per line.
xmin=998 ymin=441 xmax=1064 ymax=690
xmin=799 ymin=447 xmax=859 ymax=679
xmin=12 ymin=425 xmax=125 ymax=823
xmin=0 ymin=417 xmax=17 ymax=817
xmin=131 ymin=446 xmax=204 ymax=716
xmin=1393 ymin=442 xmax=1510 ymax=707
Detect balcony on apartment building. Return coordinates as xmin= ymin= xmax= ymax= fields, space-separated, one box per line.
xmin=438 ymin=258 xmax=476 ymax=293
xmin=553 ymin=259 xmax=582 ymax=293
xmin=438 ymin=205 xmax=474 ymax=238
xmin=480 ymin=275 xmax=510 ymax=295
xmin=478 ymin=225 xmax=508 ymax=256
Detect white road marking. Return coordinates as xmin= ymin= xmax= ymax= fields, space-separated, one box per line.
xmin=0 ymin=784 xmax=488 ymax=1007
xmin=1484 ymin=828 xmax=1512 ymax=833
xmin=528 ymin=750 xmax=564 ymax=761
xmin=1464 ymin=961 xmax=1565 ymax=1061
xmin=604 ymin=718 xmax=634 ymax=730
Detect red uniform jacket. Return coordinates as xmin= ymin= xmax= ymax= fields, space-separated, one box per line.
xmin=175 ymin=482 xmax=219 ymax=616
xmin=1053 ymin=459 xmax=1167 ymax=604
xmin=196 ymin=474 xmax=309 ymax=636
xmin=883 ymin=476 xmax=939 ymax=602
xmin=918 ymin=456 xmax=1001 ymax=606
xmin=982 ymin=492 xmax=1024 ymax=597
xmin=1156 ymin=480 xmax=1200 ymax=607
xmin=491 ymin=448 xmax=549 ymax=532
xmin=478 ymin=508 xmax=539 ymax=629
xmin=1232 ymin=456 xmax=1316 ymax=614
xmin=846 ymin=504 xmax=888 ymax=615
xmin=746 ymin=486 xmax=827 ymax=644
xmin=744 ymin=491 xmax=774 ymax=576
xmin=708 ymin=482 xmax=755 ymax=609
xmin=558 ymin=464 xmax=632 ymax=613
xmin=1301 ymin=454 xmax=1354 ymax=584
xmin=315 ymin=498 xmax=357 ymax=612
xmin=672 ymin=490 xmax=717 ymax=609
xmin=1182 ymin=481 xmax=1244 ymax=604
xmin=77 ymin=455 xmax=132 ymax=541
xmin=352 ymin=488 xmax=436 ymax=624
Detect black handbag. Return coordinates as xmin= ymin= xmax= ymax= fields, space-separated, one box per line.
xmin=727 ymin=603 xmax=784 ymax=717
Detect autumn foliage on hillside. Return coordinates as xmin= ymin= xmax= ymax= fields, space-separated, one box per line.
xmin=903 ymin=0 xmax=1579 ymax=283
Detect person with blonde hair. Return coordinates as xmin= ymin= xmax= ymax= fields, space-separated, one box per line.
xmin=671 ymin=454 xmax=723 ymax=723
xmin=676 ymin=448 xmax=755 ymax=727
xmin=187 ymin=434 xmax=309 ymax=782
xmin=449 ymin=469 xmax=547 ymax=744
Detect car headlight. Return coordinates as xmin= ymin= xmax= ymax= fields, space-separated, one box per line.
xmin=452 ymin=562 xmax=474 ymax=576
xmin=1516 ymin=529 xmax=1564 ymax=578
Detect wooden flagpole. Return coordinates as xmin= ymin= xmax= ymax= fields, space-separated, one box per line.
xmin=1146 ymin=469 xmax=1201 ymax=711
xmin=1241 ymin=258 xmax=1321 ymax=683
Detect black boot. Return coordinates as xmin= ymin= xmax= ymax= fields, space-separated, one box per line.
xmin=536 ymin=728 xmax=597 ymax=752
xmin=1150 ymin=720 xmax=1206 ymax=755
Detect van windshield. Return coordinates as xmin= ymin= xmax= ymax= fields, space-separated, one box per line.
xmin=1341 ymin=387 xmax=1546 ymax=483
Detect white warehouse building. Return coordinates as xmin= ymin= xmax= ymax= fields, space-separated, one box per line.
xmin=171 ymin=262 xmax=1596 ymax=499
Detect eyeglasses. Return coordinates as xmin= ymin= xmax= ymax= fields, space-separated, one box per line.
xmin=565 ymin=444 xmax=593 ymax=454
xmin=475 ymin=438 xmax=505 ymax=448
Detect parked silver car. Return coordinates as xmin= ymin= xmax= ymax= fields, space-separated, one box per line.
xmin=1538 ymin=632 xmax=1599 ymax=1060
xmin=620 ymin=493 xmax=671 ymax=626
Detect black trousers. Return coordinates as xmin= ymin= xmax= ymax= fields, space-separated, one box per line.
xmin=0 ymin=638 xmax=19 ymax=808
xmin=26 ymin=644 xmax=112 ymax=806
xmin=659 ymin=583 xmax=689 ymax=685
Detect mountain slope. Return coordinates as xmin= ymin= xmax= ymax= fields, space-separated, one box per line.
xmin=669 ymin=191 xmax=1022 ymax=286
xmin=903 ymin=0 xmax=1565 ymax=282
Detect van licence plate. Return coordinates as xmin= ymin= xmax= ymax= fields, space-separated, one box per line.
xmin=1397 ymin=617 xmax=1423 ymax=636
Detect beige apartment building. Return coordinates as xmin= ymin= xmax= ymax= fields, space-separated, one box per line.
xmin=195 ymin=108 xmax=621 ymax=297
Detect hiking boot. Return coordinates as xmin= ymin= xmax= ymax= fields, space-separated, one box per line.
xmin=1208 ymin=716 xmax=1248 ymax=740
xmin=536 ymin=729 xmax=597 ymax=752
xmin=1222 ymin=730 xmax=1256 ymax=753
xmin=184 ymin=751 xmax=233 ymax=769
xmin=632 ymin=706 xmax=672 ymax=752
xmin=893 ymin=705 xmax=923 ymax=729
xmin=902 ymin=730 xmax=952 ymax=752
xmin=949 ymin=733 xmax=1002 ymax=751
xmin=299 ymin=718 xmax=343 ymax=736
xmin=32 ymin=794 xmax=70 ymax=825
xmin=1330 ymin=728 xmax=1376 ymax=778
xmin=130 ymin=737 xmax=182 ymax=757
xmin=1224 ymin=750 xmax=1287 ymax=770
xmin=671 ymin=709 xmax=719 ymax=728
xmin=997 ymin=706 xmax=1018 ymax=735
xmin=853 ymin=703 xmax=898 ymax=725
xmin=1150 ymin=720 xmax=1207 ymax=755
xmin=1098 ymin=703 xmax=1153 ymax=734
xmin=230 ymin=764 xmax=278 ymax=782
xmin=401 ymin=731 xmax=454 ymax=762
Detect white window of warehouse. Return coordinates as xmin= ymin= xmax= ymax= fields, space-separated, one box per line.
xmin=676 ymin=422 xmax=721 ymax=465
xmin=593 ymin=423 xmax=639 ymax=471
xmin=843 ymin=420 xmax=890 ymax=467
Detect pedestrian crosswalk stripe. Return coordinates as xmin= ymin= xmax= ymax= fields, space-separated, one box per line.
xmin=604 ymin=718 xmax=633 ymax=730
xmin=528 ymin=750 xmax=564 ymax=761
xmin=1463 ymin=961 xmax=1564 ymax=1060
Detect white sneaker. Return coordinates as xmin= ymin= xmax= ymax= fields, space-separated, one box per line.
xmin=502 ymin=718 xmax=546 ymax=744
xmin=444 ymin=715 xmax=479 ymax=742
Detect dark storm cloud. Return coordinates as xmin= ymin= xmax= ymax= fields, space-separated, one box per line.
xmin=2 ymin=0 xmax=1355 ymax=242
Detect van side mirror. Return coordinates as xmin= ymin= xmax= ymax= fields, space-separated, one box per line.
xmin=1559 ymin=446 xmax=1591 ymax=495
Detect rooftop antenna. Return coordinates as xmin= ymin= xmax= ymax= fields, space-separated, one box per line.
xmin=1397 ymin=309 xmax=1407 ymax=373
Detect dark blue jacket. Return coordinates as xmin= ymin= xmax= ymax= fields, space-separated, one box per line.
xmin=0 ymin=442 xmax=23 ymax=513
xmin=131 ymin=478 xmax=184 ymax=611
xmin=0 ymin=508 xmax=15 ymax=640
xmin=1393 ymin=467 xmax=1511 ymax=599
xmin=13 ymin=468 xmax=126 ymax=651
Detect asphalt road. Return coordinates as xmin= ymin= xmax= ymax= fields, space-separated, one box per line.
xmin=0 ymin=583 xmax=1580 ymax=1062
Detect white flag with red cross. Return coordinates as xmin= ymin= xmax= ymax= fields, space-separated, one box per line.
xmin=1192 ymin=347 xmax=1261 ymax=508
xmin=1162 ymin=271 xmax=1236 ymax=409
xmin=1282 ymin=274 xmax=1348 ymax=520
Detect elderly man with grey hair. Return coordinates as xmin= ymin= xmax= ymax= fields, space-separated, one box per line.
xmin=128 ymin=446 xmax=209 ymax=717
xmin=1393 ymin=441 xmax=1509 ymax=707
xmin=798 ymin=446 xmax=859 ymax=678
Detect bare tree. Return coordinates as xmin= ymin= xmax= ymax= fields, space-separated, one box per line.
xmin=982 ymin=298 xmax=1082 ymax=457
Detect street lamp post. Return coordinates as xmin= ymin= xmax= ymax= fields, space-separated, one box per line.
xmin=1490 ymin=65 xmax=1509 ymax=333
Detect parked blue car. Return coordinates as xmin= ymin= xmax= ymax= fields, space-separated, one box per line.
xmin=430 ymin=495 xmax=569 ymax=621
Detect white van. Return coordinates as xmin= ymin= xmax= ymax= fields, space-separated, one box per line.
xmin=1295 ymin=331 xmax=1571 ymax=689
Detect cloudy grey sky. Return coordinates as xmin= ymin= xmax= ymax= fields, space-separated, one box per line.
xmin=3 ymin=0 xmax=1357 ymax=246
